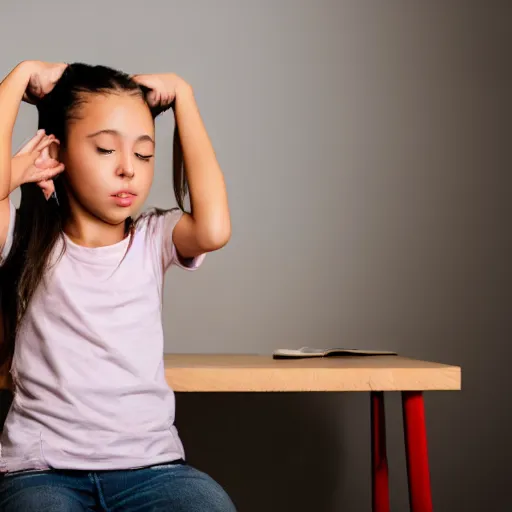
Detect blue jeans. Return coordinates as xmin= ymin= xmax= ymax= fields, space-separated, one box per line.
xmin=0 ymin=460 xmax=237 ymax=511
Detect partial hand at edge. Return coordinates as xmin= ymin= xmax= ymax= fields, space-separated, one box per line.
xmin=11 ymin=130 xmax=65 ymax=199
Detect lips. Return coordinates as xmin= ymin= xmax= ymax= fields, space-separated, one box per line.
xmin=112 ymin=190 xmax=136 ymax=198
xmin=111 ymin=191 xmax=136 ymax=207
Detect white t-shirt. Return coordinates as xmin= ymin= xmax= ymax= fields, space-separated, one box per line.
xmin=0 ymin=199 xmax=204 ymax=473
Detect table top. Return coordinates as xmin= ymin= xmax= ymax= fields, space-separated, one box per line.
xmin=164 ymin=354 xmax=461 ymax=392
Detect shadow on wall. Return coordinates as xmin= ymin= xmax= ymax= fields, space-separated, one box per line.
xmin=175 ymin=392 xmax=346 ymax=512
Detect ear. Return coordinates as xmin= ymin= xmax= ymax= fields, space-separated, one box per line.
xmin=49 ymin=140 xmax=60 ymax=160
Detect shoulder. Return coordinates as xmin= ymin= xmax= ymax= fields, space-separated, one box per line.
xmin=133 ymin=208 xmax=205 ymax=272
xmin=134 ymin=208 xmax=183 ymax=238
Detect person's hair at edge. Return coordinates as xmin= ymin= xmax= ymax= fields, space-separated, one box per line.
xmin=0 ymin=62 xmax=188 ymax=367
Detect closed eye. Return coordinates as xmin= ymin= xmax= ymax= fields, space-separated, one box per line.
xmin=96 ymin=148 xmax=153 ymax=161
xmin=136 ymin=153 xmax=154 ymax=161
xmin=96 ymin=147 xmax=114 ymax=155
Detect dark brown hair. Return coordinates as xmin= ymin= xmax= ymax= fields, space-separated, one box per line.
xmin=0 ymin=63 xmax=187 ymax=367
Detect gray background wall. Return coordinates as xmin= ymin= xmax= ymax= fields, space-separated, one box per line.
xmin=3 ymin=1 xmax=511 ymax=510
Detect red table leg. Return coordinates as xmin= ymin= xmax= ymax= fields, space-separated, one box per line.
xmin=371 ymin=391 xmax=390 ymax=512
xmin=402 ymin=391 xmax=433 ymax=512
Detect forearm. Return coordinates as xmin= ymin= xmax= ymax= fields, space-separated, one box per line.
xmin=174 ymin=85 xmax=231 ymax=248
xmin=0 ymin=61 xmax=32 ymax=200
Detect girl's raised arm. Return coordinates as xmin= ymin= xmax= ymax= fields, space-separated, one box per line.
xmin=0 ymin=61 xmax=66 ymax=252
xmin=133 ymin=73 xmax=231 ymax=259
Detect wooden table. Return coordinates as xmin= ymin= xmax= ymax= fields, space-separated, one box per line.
xmin=164 ymin=354 xmax=461 ymax=512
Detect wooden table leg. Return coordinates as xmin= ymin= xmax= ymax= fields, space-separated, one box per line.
xmin=402 ymin=391 xmax=433 ymax=512
xmin=371 ymin=391 xmax=390 ymax=512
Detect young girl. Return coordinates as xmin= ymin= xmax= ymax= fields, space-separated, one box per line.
xmin=0 ymin=60 xmax=234 ymax=511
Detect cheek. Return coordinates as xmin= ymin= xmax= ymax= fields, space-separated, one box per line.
xmin=142 ymin=166 xmax=154 ymax=186
xmin=64 ymin=155 xmax=109 ymax=197
xmin=136 ymin=166 xmax=155 ymax=198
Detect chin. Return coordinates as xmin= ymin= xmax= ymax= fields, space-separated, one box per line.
xmin=96 ymin=209 xmax=134 ymax=227
xmin=90 ymin=197 xmax=144 ymax=226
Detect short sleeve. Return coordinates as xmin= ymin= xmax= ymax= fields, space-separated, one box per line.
xmin=0 ymin=199 xmax=16 ymax=266
xmin=159 ymin=209 xmax=206 ymax=272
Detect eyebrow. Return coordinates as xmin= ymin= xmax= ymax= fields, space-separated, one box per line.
xmin=87 ymin=129 xmax=154 ymax=144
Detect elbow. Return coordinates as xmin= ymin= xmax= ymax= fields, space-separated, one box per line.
xmin=197 ymin=222 xmax=231 ymax=253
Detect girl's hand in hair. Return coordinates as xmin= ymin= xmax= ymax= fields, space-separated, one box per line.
xmin=23 ymin=61 xmax=68 ymax=104
xmin=11 ymin=130 xmax=65 ymax=199
xmin=132 ymin=73 xmax=191 ymax=110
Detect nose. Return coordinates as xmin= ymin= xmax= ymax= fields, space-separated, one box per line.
xmin=116 ymin=151 xmax=135 ymax=179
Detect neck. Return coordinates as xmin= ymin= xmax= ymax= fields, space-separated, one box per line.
xmin=64 ymin=196 xmax=127 ymax=248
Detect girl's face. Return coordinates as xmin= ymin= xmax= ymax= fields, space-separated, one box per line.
xmin=59 ymin=92 xmax=155 ymax=226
